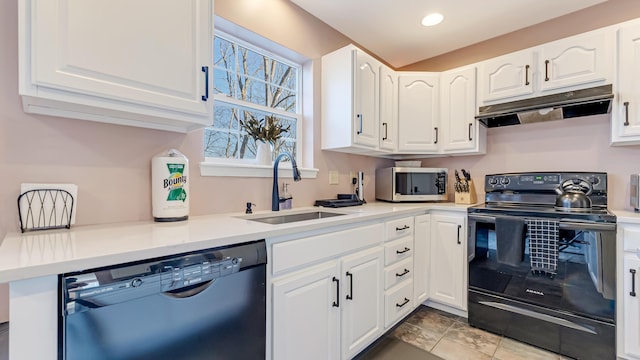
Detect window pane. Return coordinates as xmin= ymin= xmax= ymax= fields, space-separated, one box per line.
xmin=204 ymin=129 xmax=239 ymax=158
xmin=212 ymin=102 xmax=239 ymax=131
xmin=214 ymin=37 xmax=236 ymax=72
xmin=213 ymin=69 xmax=237 ymax=97
xmin=270 ymin=86 xmax=296 ymax=113
xmin=238 ymin=76 xmax=268 ymax=107
xmin=238 ymin=46 xmax=266 ymax=80
xmin=272 ymin=61 xmax=297 ymax=91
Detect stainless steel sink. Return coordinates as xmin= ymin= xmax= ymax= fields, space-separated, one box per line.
xmin=242 ymin=211 xmax=346 ymax=225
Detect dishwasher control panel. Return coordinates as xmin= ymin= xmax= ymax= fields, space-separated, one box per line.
xmin=160 ymin=257 xmax=241 ymax=291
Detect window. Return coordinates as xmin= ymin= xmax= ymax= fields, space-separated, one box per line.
xmin=204 ymin=32 xmax=301 ymax=164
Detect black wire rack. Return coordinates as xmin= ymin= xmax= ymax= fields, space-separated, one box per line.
xmin=17 ymin=189 xmax=75 ymax=233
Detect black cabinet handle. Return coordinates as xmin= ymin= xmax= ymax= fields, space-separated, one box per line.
xmin=332 ymin=277 xmax=340 ymax=307
xmin=624 ymin=102 xmax=630 ymax=126
xmin=468 ymin=123 xmax=473 ymax=141
xmin=396 ymin=247 xmax=411 ymax=254
xmin=434 ymin=127 xmax=438 ymax=144
xmin=356 ymin=114 xmax=363 ymax=134
xmin=525 ymin=64 xmax=530 ymax=86
xmin=201 ymin=66 xmax=209 ymax=101
xmin=382 ymin=122 xmax=388 ymax=140
xmin=544 ymin=60 xmax=550 ymax=81
xmin=346 ymin=272 xmax=353 ymax=300
xmin=395 ymin=225 xmax=410 ymax=231
xmin=396 ymin=297 xmax=410 ymax=308
xmin=631 ymin=269 xmax=637 ymax=297
xmin=396 ymin=269 xmax=410 ymax=277
xmin=457 ymin=224 xmax=462 ymax=245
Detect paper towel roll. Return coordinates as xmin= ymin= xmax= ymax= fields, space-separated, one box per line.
xmin=152 ymin=149 xmax=189 ymax=222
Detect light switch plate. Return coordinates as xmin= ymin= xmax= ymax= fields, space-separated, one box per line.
xmin=329 ymin=170 xmax=339 ymax=185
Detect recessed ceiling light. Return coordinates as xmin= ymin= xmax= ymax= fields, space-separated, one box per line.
xmin=421 ymin=13 xmax=444 ymax=27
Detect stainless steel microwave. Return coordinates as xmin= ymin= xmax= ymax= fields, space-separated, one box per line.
xmin=375 ymin=167 xmax=448 ymax=202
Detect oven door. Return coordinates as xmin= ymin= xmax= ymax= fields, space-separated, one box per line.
xmin=467 ymin=213 xmax=616 ymax=360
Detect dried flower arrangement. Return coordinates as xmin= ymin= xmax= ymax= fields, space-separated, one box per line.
xmin=240 ymin=115 xmax=290 ymax=144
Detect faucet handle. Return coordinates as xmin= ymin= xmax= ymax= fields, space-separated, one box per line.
xmin=245 ymin=202 xmax=256 ymax=214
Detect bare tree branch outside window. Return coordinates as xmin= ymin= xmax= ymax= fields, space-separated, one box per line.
xmin=205 ymin=35 xmax=300 ymax=162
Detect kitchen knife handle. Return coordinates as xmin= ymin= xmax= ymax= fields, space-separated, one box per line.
xmin=382 ymin=122 xmax=388 ymax=140
xmin=332 ymin=277 xmax=340 ymax=307
xmin=525 ymin=64 xmax=530 ymax=86
xmin=201 ymin=66 xmax=209 ymax=101
xmin=356 ymin=114 xmax=363 ymax=134
xmin=468 ymin=123 xmax=473 ymax=141
xmin=434 ymin=127 xmax=438 ymax=144
xmin=624 ymin=102 xmax=630 ymax=126
xmin=457 ymin=224 xmax=462 ymax=244
xmin=544 ymin=60 xmax=550 ymax=82
xmin=631 ymin=269 xmax=637 ymax=297
xmin=346 ymin=272 xmax=353 ymax=300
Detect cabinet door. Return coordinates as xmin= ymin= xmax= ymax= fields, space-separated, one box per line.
xmin=614 ymin=23 xmax=640 ymax=143
xmin=341 ymin=247 xmax=384 ymax=359
xmin=441 ymin=67 xmax=478 ymax=152
xmin=479 ymin=49 xmax=535 ymax=103
xmin=429 ymin=213 xmax=466 ymax=310
xmin=624 ymin=254 xmax=640 ymax=357
xmin=272 ymin=261 xmax=341 ymax=360
xmin=379 ymin=66 xmax=398 ymax=152
xmin=353 ymin=51 xmax=380 ymax=148
xmin=539 ymin=30 xmax=612 ymax=93
xmin=413 ymin=214 xmax=430 ymax=305
xmin=27 ymin=0 xmax=212 ymax=117
xmin=398 ymin=73 xmax=440 ymax=152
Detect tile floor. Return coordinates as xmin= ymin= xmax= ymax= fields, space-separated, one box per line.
xmin=360 ymin=305 xmax=571 ymax=360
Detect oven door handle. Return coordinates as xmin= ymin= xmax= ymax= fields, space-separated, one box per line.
xmin=559 ymin=221 xmax=616 ymax=232
xmin=468 ymin=214 xmax=496 ymax=223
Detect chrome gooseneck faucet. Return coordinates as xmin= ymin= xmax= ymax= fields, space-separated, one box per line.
xmin=272 ymin=152 xmax=302 ymax=211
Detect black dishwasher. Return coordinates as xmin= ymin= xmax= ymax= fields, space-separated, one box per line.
xmin=60 ymin=240 xmax=266 ymax=360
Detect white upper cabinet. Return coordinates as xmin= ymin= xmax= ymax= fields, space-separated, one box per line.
xmin=19 ymin=0 xmax=214 ymax=133
xmin=440 ymin=66 xmax=486 ymax=154
xmin=478 ymin=28 xmax=614 ymax=105
xmin=322 ymin=45 xmax=387 ymax=154
xmin=379 ymin=66 xmax=398 ymax=152
xmin=612 ymin=20 xmax=640 ymax=145
xmin=478 ymin=49 xmax=535 ymax=103
xmin=397 ymin=73 xmax=440 ymax=153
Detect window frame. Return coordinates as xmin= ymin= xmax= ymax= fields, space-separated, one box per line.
xmin=200 ymin=18 xmax=317 ymax=178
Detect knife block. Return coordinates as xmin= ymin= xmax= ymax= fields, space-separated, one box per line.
xmin=455 ymin=180 xmax=477 ymax=204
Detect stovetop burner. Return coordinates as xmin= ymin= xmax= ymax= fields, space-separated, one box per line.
xmin=469 ymin=171 xmax=616 ymax=223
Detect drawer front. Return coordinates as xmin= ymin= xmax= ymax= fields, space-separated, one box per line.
xmin=385 ymin=217 xmax=414 ymax=242
xmin=384 ymin=236 xmax=413 ymax=265
xmin=384 ymin=279 xmax=414 ymax=328
xmin=384 ymin=257 xmax=413 ymax=290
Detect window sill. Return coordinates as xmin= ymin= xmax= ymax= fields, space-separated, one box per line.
xmin=199 ymin=161 xmax=318 ymax=178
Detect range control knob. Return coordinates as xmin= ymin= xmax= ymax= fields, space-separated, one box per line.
xmin=590 ymin=176 xmax=601 ymax=185
xmin=501 ymin=177 xmax=510 ymax=185
xmin=489 ymin=177 xmax=498 ymax=185
xmin=131 ymin=278 xmax=143 ymax=288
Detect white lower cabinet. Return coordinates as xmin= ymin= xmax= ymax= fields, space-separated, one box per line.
xmin=428 ymin=212 xmax=467 ymax=310
xmin=618 ymin=221 xmax=640 ymax=359
xmin=270 ymin=223 xmax=384 ymax=360
xmin=413 ymin=214 xmax=430 ymax=305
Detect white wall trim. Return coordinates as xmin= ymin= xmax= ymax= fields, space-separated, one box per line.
xmin=199 ymin=161 xmax=318 ymax=178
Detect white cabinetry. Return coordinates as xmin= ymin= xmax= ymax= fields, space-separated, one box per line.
xmin=322 ymin=45 xmax=393 ymax=154
xmin=271 ymin=223 xmax=384 ymax=360
xmin=379 ymin=66 xmax=398 ymax=152
xmin=413 ymin=214 xmax=430 ymax=305
xmin=478 ymin=28 xmax=613 ymax=105
xmin=618 ymin=221 xmax=640 ymax=359
xmin=440 ymin=66 xmax=486 ymax=154
xmin=397 ymin=73 xmax=440 ymax=153
xmin=428 ymin=212 xmax=467 ymax=311
xmin=383 ymin=217 xmax=415 ymax=328
xmin=18 ymin=0 xmax=213 ymax=133
xmin=612 ymin=20 xmax=640 ymax=145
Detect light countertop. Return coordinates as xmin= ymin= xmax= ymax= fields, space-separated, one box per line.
xmin=0 ymin=202 xmax=471 ymax=283
xmin=612 ymin=209 xmax=640 ymax=224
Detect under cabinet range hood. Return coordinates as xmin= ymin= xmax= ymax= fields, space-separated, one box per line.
xmin=476 ymin=84 xmax=613 ymax=128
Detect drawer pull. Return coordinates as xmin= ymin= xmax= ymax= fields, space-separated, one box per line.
xmin=395 ymin=225 xmax=410 ymax=231
xmin=457 ymin=224 xmax=461 ymax=245
xmin=332 ymin=277 xmax=340 ymax=307
xmin=631 ymin=269 xmax=637 ymax=297
xmin=396 ymin=247 xmax=411 ymax=254
xmin=396 ymin=297 xmax=410 ymax=308
xmin=396 ymin=269 xmax=410 ymax=277
xmin=346 ymin=272 xmax=353 ymax=300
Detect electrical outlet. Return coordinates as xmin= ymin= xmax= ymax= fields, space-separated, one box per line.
xmin=329 ymin=170 xmax=339 ymax=185
xmin=349 ymin=172 xmax=356 ymax=183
